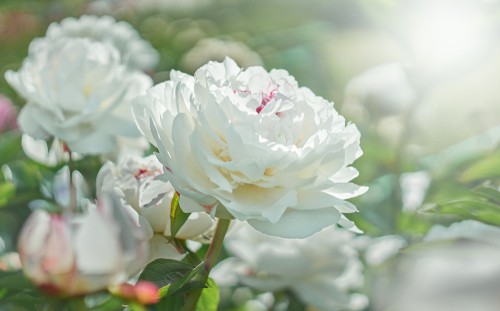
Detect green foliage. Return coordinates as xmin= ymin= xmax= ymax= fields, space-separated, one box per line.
xmin=195 ymin=278 xmax=219 ymax=311
xmin=170 ymin=192 xmax=190 ymax=239
xmin=139 ymin=259 xmax=199 ymax=289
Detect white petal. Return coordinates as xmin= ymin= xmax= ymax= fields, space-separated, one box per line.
xmin=248 ymin=207 xmax=341 ymax=238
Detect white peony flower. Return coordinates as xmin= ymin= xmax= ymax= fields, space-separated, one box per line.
xmin=96 ymin=155 xmax=215 ymax=260
xmin=133 ymin=57 xmax=366 ymax=238
xmin=5 ymin=37 xmax=153 ymax=155
xmin=17 ymin=194 xmax=150 ymax=296
xmin=32 ymin=15 xmax=159 ymax=71
xmin=213 ymin=223 xmax=368 ymax=311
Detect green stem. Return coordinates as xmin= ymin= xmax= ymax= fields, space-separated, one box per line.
xmin=182 ymin=218 xmax=231 ymax=311
xmin=67 ymin=149 xmax=78 ymax=213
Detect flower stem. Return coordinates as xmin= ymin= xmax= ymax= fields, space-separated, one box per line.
xmin=67 ymin=146 xmax=77 ymax=213
xmin=182 ymin=218 xmax=231 ymax=311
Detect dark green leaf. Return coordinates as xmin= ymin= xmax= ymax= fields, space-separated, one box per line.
xmin=153 ymin=292 xmax=184 ymax=311
xmin=0 ymin=131 xmax=22 ymax=166
xmin=166 ymin=261 xmax=205 ymax=296
xmin=138 ymin=259 xmax=195 ymax=288
xmin=0 ymin=270 xmax=36 ymax=290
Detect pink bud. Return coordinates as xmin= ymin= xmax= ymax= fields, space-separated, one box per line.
xmin=17 ymin=195 xmax=150 ymax=296
xmin=111 ymin=281 xmax=160 ymax=305
xmin=134 ymin=281 xmax=160 ymax=304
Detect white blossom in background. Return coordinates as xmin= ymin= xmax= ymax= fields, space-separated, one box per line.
xmin=385 ymin=220 xmax=500 ymax=311
xmin=17 ymin=194 xmax=149 ymax=296
xmin=400 ymin=171 xmax=431 ymax=212
xmin=133 ymin=57 xmax=366 ymax=238
xmin=21 ymin=135 xmax=71 ymax=167
xmin=31 ymin=15 xmax=159 ymax=71
xmin=5 ymin=37 xmax=152 ymax=155
xmin=181 ymin=38 xmax=263 ymax=73
xmin=96 ymin=155 xmax=215 ymax=261
xmin=213 ymin=223 xmax=368 ymax=311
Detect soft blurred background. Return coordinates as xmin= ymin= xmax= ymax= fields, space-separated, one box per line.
xmin=0 ymin=0 xmax=499 ymax=310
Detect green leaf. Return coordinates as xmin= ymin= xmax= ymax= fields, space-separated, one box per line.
xmin=195 ymin=278 xmax=219 ymax=311
xmin=460 ymin=152 xmax=500 ymax=182
xmin=0 ymin=131 xmax=22 ymax=165
xmin=154 ymin=293 xmax=184 ymax=311
xmin=472 ymin=182 xmax=500 ymax=204
xmin=425 ymin=199 xmax=500 ymax=226
xmin=0 ymin=270 xmax=36 ymax=291
xmin=0 ymin=182 xmax=15 ymax=207
xmin=138 ymin=259 xmax=195 ymax=288
xmin=170 ymin=192 xmax=190 ymax=238
xmin=166 ymin=261 xmax=205 ymax=296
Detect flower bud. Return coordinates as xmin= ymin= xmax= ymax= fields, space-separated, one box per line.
xmin=17 ymin=194 xmax=149 ymax=296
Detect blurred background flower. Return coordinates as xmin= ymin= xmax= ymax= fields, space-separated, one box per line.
xmin=214 ymin=223 xmax=368 ymax=311
xmin=17 ymin=194 xmax=150 ymax=296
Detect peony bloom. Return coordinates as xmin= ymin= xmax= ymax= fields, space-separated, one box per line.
xmin=96 ymin=155 xmax=215 ymax=260
xmin=31 ymin=15 xmax=159 ymax=71
xmin=5 ymin=37 xmax=152 ymax=155
xmin=133 ymin=57 xmax=366 ymax=238
xmin=17 ymin=195 xmax=150 ymax=296
xmin=0 ymin=95 xmax=17 ymax=132
xmin=213 ymin=223 xmax=368 ymax=311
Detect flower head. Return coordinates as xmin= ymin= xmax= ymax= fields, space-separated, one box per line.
xmin=97 ymin=155 xmax=215 ymax=260
xmin=17 ymin=194 xmax=150 ymax=296
xmin=32 ymin=15 xmax=159 ymax=71
xmin=214 ymin=223 xmax=368 ymax=311
xmin=133 ymin=57 xmax=366 ymax=238
xmin=6 ymin=37 xmax=152 ymax=154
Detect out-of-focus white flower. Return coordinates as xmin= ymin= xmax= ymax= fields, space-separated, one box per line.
xmin=363 ymin=235 xmax=406 ymax=266
xmin=5 ymin=37 xmax=152 ymax=155
xmin=213 ymin=223 xmax=368 ymax=311
xmin=96 ymin=155 xmax=215 ymax=260
xmin=32 ymin=15 xmax=159 ymax=71
xmin=17 ymin=195 xmax=149 ymax=296
xmin=181 ymin=38 xmax=263 ymax=73
xmin=21 ymin=135 xmax=69 ymax=167
xmin=133 ymin=57 xmax=366 ymax=238
xmin=383 ymin=220 xmax=500 ymax=311
xmin=343 ymin=63 xmax=416 ymax=119
xmin=400 ymin=171 xmax=431 ymax=212
xmin=0 ymin=95 xmax=17 ymax=133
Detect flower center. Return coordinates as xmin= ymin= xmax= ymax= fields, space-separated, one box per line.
xmin=256 ymin=83 xmax=279 ymax=114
